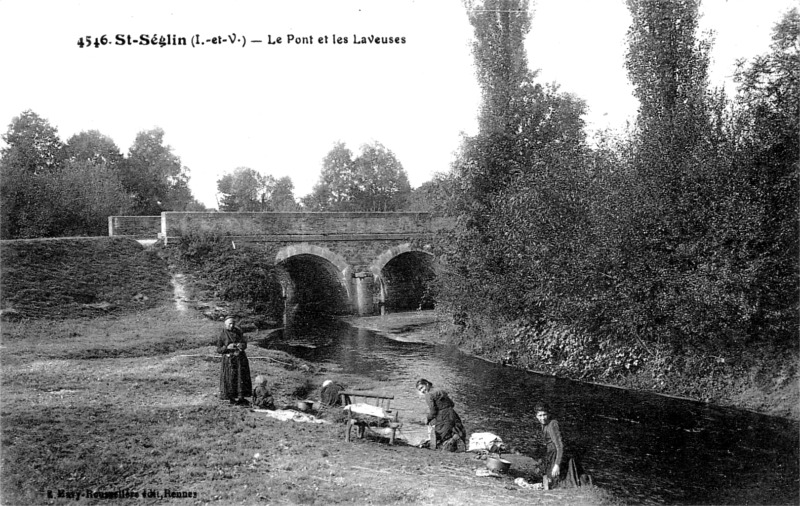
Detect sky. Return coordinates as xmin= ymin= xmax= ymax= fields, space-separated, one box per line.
xmin=0 ymin=0 xmax=794 ymax=209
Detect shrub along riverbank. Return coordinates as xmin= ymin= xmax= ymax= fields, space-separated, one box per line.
xmin=439 ymin=316 xmax=799 ymax=421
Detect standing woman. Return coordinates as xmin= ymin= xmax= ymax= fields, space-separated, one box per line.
xmin=416 ymin=378 xmax=467 ymax=451
xmin=534 ymin=402 xmax=591 ymax=489
xmin=216 ymin=316 xmax=252 ymax=406
xmin=535 ymin=402 xmax=563 ymax=487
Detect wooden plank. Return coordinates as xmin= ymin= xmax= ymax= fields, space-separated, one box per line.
xmin=339 ymin=390 xmax=394 ymax=400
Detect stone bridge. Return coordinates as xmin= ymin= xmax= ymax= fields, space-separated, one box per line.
xmin=109 ymin=212 xmax=451 ymax=316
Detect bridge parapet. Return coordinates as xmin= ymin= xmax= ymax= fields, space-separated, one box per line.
xmin=158 ymin=211 xmax=450 ymax=244
xmin=108 ymin=215 xmax=161 ymax=238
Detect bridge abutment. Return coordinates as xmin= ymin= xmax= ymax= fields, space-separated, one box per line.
xmin=353 ymin=272 xmax=375 ymax=315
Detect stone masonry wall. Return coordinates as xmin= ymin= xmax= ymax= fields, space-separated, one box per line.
xmin=266 ymin=240 xmax=428 ymax=271
xmin=108 ymin=216 xmax=161 ymax=238
xmin=160 ymin=212 xmax=448 ymax=241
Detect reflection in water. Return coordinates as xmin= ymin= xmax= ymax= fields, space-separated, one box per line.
xmin=262 ymin=318 xmax=799 ymax=505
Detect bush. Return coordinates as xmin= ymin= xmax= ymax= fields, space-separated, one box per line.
xmin=508 ymin=322 xmax=648 ymax=380
xmin=165 ymin=233 xmax=284 ymax=321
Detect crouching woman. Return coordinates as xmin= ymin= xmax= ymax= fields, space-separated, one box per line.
xmin=416 ymin=378 xmax=466 ymax=452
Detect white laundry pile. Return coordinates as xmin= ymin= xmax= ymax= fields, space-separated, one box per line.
xmin=396 ymin=425 xmax=430 ymax=447
xmin=515 ymin=477 xmax=544 ymax=490
xmin=252 ymin=409 xmax=332 ymax=424
xmin=343 ymin=403 xmax=389 ymax=419
xmin=467 ymin=432 xmax=506 ymax=453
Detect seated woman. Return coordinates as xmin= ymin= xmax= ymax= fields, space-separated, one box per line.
xmin=320 ymin=379 xmax=351 ymax=407
xmin=416 ymin=378 xmax=466 ymax=452
xmin=252 ymin=375 xmax=275 ymax=410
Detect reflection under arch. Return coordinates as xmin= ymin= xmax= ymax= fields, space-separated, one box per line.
xmin=370 ymin=243 xmax=437 ymax=312
xmin=275 ymin=244 xmax=352 ymax=321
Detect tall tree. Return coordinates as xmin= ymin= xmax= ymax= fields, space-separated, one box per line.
xmin=468 ymin=0 xmax=531 ymax=136
xmin=304 ymin=141 xmax=410 ymax=211
xmin=303 ymin=142 xmax=356 ymax=211
xmin=434 ymin=0 xmax=597 ymax=324
xmin=0 ymin=113 xmax=133 ymax=238
xmin=0 ymin=110 xmax=65 ymax=175
xmin=460 ymin=0 xmax=532 ymax=207
xmin=216 ymin=167 xmax=271 ymax=212
xmin=0 ymin=111 xmax=66 ymax=238
xmin=47 ymin=159 xmax=132 ymax=236
xmin=613 ymin=0 xmax=744 ymax=347
xmin=65 ymin=130 xmax=124 ymax=171
xmin=120 ymin=128 xmax=194 ymax=214
xmin=269 ymin=176 xmax=300 ymax=211
xmin=351 ymin=142 xmax=411 ymax=211
xmin=217 ymin=169 xmax=298 ymax=212
xmin=727 ymin=8 xmax=800 ymax=344
xmin=625 ymin=0 xmax=713 ymax=191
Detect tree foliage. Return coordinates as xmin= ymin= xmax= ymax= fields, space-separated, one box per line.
xmin=726 ymin=7 xmax=800 ymax=344
xmin=119 ymin=128 xmax=194 ymax=215
xmin=217 ymin=167 xmax=270 ymax=212
xmin=458 ymin=0 xmax=533 ymax=212
xmin=1 ymin=110 xmax=64 ymax=175
xmin=216 ymin=168 xmax=299 ymax=212
xmin=270 ymin=176 xmax=301 ymax=211
xmin=351 ymin=142 xmax=411 ymax=211
xmin=403 ymin=173 xmax=458 ymax=213
xmin=304 ymin=141 xmax=411 ymax=211
xmin=65 ymin=130 xmax=124 ymax=170
xmin=433 ymin=0 xmax=798 ymax=369
xmin=435 ymin=0 xmax=596 ymax=325
xmin=0 ymin=113 xmax=132 ymax=238
xmin=1 ymin=113 xmax=204 ymax=238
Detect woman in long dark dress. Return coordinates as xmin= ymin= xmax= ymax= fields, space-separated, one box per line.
xmin=216 ymin=316 xmax=252 ymax=405
xmin=416 ymin=378 xmax=466 ymax=451
xmin=535 ymin=402 xmax=591 ymax=489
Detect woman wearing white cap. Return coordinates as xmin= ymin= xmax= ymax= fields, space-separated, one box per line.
xmin=320 ymin=379 xmax=350 ymax=407
xmin=215 ymin=316 xmax=252 ymax=406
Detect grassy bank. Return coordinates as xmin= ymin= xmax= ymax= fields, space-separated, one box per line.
xmin=0 ymin=307 xmax=616 ymax=505
xmin=1 ymin=237 xmax=170 ymax=320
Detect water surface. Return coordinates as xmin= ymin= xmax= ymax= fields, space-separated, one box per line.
xmin=262 ymin=316 xmax=799 ymax=505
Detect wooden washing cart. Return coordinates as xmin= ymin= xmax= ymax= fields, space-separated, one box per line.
xmin=340 ymin=391 xmax=402 ymax=445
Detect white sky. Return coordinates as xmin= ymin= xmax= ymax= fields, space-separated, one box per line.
xmin=0 ymin=0 xmax=794 ymax=209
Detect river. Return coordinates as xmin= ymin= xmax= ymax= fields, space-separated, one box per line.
xmin=261 ymin=312 xmax=799 ymax=505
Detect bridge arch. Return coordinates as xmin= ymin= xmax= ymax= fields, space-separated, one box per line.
xmin=275 ymin=243 xmax=351 ymax=275
xmin=274 ymin=244 xmax=353 ymax=318
xmin=369 ymin=243 xmax=434 ymax=277
xmin=370 ymin=243 xmax=437 ymax=311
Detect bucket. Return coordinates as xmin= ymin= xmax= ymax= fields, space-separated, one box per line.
xmin=486 ymin=457 xmax=511 ymax=473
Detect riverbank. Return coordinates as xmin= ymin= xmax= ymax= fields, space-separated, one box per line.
xmin=1 ymin=306 xmax=617 ymax=505
xmin=345 ymin=311 xmax=800 ymax=421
